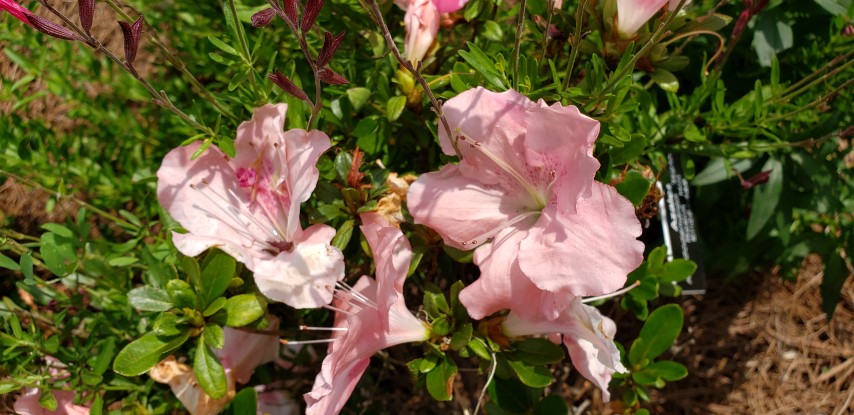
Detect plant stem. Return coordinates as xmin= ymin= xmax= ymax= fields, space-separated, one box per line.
xmin=227 ymin=0 xmax=262 ymax=100
xmin=363 ymin=0 xmax=460 ymax=158
xmin=511 ymin=0 xmax=527 ymax=90
xmin=36 ymin=0 xmax=217 ymax=138
xmin=101 ymin=0 xmax=237 ymax=120
xmin=561 ymin=0 xmax=587 ymax=91
xmin=772 ymin=51 xmax=854 ymax=104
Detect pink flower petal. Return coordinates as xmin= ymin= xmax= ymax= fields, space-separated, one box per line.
xmin=403 ymin=0 xmax=439 ymax=63
xmin=408 ymin=164 xmax=519 ymax=250
xmin=14 ymin=388 xmax=90 ymax=415
xmin=217 ymin=316 xmax=281 ymax=384
xmin=523 ymin=100 xmax=601 ymax=214
xmin=254 ymin=224 xmax=344 ymax=309
xmin=518 ymin=182 xmax=644 ymax=297
xmin=157 ymin=142 xmax=271 ymax=271
xmin=616 ymin=0 xmax=668 ymax=38
xmin=431 ymin=0 xmax=469 ymax=13
xmin=360 ymin=212 xmax=412 ymax=332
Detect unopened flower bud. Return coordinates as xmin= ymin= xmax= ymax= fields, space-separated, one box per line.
xmin=316 ymin=31 xmax=345 ymax=68
xmin=316 ymin=67 xmax=348 ymax=85
xmin=25 ymin=14 xmax=79 ymax=41
xmin=301 ymin=0 xmax=324 ymax=33
xmin=118 ymin=16 xmax=144 ymax=66
xmin=78 ymin=0 xmax=95 ymax=34
xmin=269 ymin=69 xmax=310 ymax=101
xmin=251 ymin=7 xmax=277 ymax=27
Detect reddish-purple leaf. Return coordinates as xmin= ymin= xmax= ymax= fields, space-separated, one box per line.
xmin=78 ymin=0 xmax=95 ymax=34
xmin=282 ymin=0 xmax=298 ymax=28
xmin=25 ymin=14 xmax=79 ymax=41
xmin=118 ymin=16 xmax=144 ymax=65
xmin=301 ymin=0 xmax=324 ymax=33
xmin=269 ymin=69 xmax=310 ymax=101
xmin=316 ymin=67 xmax=348 ymax=85
xmin=316 ymin=31 xmax=345 ymax=68
xmin=740 ymin=170 xmax=772 ymax=189
xmin=251 ymin=8 xmax=277 ymax=27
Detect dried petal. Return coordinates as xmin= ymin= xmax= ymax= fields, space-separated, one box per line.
xmin=118 ymin=16 xmax=144 ymax=65
xmin=25 ymin=14 xmax=79 ymax=41
xmin=316 ymin=31 xmax=345 ymax=68
xmin=78 ymin=0 xmax=95 ymax=34
xmin=268 ymin=69 xmax=309 ymax=101
xmin=282 ymin=0 xmax=298 ymax=28
xmin=251 ymin=7 xmax=277 ymax=27
xmin=301 ymin=0 xmax=324 ymax=33
xmin=316 ymin=67 xmax=348 ymax=85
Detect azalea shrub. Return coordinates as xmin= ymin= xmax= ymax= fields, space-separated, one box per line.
xmin=1 ymin=0 xmax=852 ymax=414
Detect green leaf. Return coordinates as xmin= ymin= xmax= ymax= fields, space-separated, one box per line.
xmin=648 ymin=69 xmax=679 ymax=92
xmin=90 ymin=395 xmax=104 ymax=415
xmin=222 ymin=294 xmax=265 ymax=327
xmin=166 ymin=279 xmax=198 ymax=310
xmin=346 ymin=87 xmax=371 ymax=111
xmin=91 ymin=338 xmax=117 ymax=375
xmin=229 ymin=387 xmax=258 ymax=414
xmin=426 ymin=356 xmax=457 ymax=401
xmin=203 ymin=297 xmax=228 ymax=317
xmin=459 ymin=43 xmax=507 ymax=90
xmin=615 ymin=171 xmax=652 ymax=205
xmin=423 ymin=286 xmax=450 ymax=318
xmin=506 ymin=358 xmax=553 ymax=388
xmin=751 ymin=10 xmax=793 ymax=67
xmin=113 ymin=331 xmax=190 ymax=376
xmin=645 ymin=360 xmax=688 ymax=381
xmin=812 ymin=0 xmax=847 ymax=14
xmin=442 ymin=244 xmax=473 ymax=264
xmin=20 ymin=252 xmax=34 ymax=284
xmin=179 ymin=255 xmax=202 ymax=288
xmin=107 ymin=256 xmax=139 ymax=267
xmin=200 ymin=250 xmax=237 ymax=307
xmin=208 ymin=36 xmax=239 ymax=56
xmin=334 ymin=150 xmax=354 ymax=183
xmin=0 ymin=252 xmax=20 ymax=271
xmin=746 ymin=158 xmax=783 ymax=240
xmin=41 ymin=223 xmax=74 ymax=238
xmin=661 ymin=259 xmax=697 ymax=283
xmin=194 ymin=336 xmax=228 ymax=399
xmin=153 ymin=313 xmax=187 ymax=337
xmin=39 ymin=390 xmax=58 ymax=411
xmin=128 ymin=287 xmax=174 ymax=312
xmin=0 ymin=381 xmax=20 ymax=394
xmin=820 ymin=250 xmax=847 ymax=319
xmin=629 ymin=304 xmax=684 ymax=366
xmin=692 ymin=158 xmax=753 ymax=186
xmin=332 ymin=220 xmax=355 ymax=251
xmin=449 ymin=323 xmax=473 ymax=351
xmin=204 ymin=324 xmax=225 ymax=350
xmin=482 ymin=20 xmax=504 ymax=41
xmin=386 ymin=96 xmax=407 ymax=122
xmin=509 ymin=338 xmax=565 ymax=365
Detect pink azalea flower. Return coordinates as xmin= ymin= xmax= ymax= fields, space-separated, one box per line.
xmin=216 ymin=316 xmax=282 ymax=384
xmin=157 ymin=104 xmax=344 ymax=309
xmin=407 ymin=87 xmax=643 ymax=321
xmin=395 ymin=0 xmax=469 ymax=63
xmin=615 ymin=0 xmax=668 ymax=38
xmin=501 ymin=296 xmax=627 ymax=402
xmin=14 ymin=388 xmax=90 ymax=415
xmin=304 ymin=213 xmax=430 ymax=415
xmin=0 ymin=0 xmax=32 ymax=26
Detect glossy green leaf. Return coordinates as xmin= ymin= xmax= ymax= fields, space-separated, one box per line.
xmin=509 ymin=338 xmax=565 ymax=365
xmin=615 ymin=170 xmax=652 ymax=205
xmin=746 ymin=158 xmax=783 ymax=240
xmin=200 ymin=250 xmax=236 ymax=306
xmin=426 ymin=356 xmax=457 ymax=401
xmin=222 ymin=294 xmax=265 ymax=327
xmin=194 ymin=336 xmax=228 ymax=399
xmin=229 ymin=387 xmax=258 ymax=414
xmin=128 ymin=287 xmax=174 ymax=312
xmin=661 ymin=259 xmax=697 ymax=283
xmin=629 ymin=304 xmax=684 ymax=366
xmin=113 ymin=331 xmax=190 ymax=376
xmin=386 ymin=95 xmax=406 ymax=122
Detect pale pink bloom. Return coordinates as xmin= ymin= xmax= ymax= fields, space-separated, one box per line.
xmin=616 ymin=0 xmax=668 ymax=38
xmin=216 ymin=316 xmax=282 ymax=384
xmin=502 ymin=297 xmax=626 ymax=402
xmin=407 ymin=87 xmax=643 ymax=321
xmin=395 ymin=0 xmax=469 ymax=63
xmin=0 ymin=0 xmax=32 ymax=25
xmin=305 ymin=214 xmax=430 ymax=415
xmin=149 ymin=356 xmax=234 ymax=415
xmin=157 ymin=104 xmax=344 ymax=309
xmin=14 ymin=389 xmax=90 ymax=415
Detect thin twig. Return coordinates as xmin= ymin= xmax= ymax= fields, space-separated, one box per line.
xmin=511 ymin=0 xmax=528 ymax=90
xmin=561 ymin=0 xmax=587 ymax=92
xmin=473 ymin=350 xmax=497 ymax=415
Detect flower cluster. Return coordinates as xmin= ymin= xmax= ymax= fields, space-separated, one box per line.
xmin=153 ymin=84 xmax=641 ymax=412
